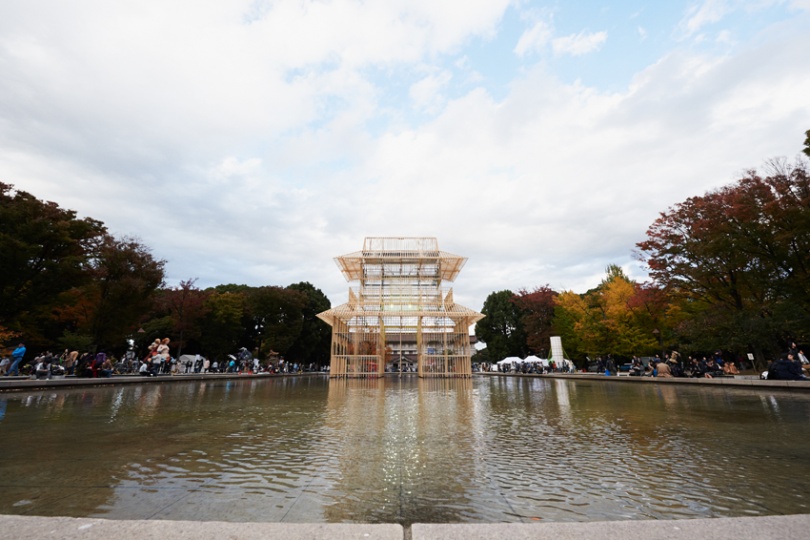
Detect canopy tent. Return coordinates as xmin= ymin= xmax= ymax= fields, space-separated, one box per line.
xmin=524 ymin=355 xmax=549 ymax=366
xmin=178 ymin=354 xmax=196 ymax=365
xmin=497 ymin=356 xmax=523 ymax=365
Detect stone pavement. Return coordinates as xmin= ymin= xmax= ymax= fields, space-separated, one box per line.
xmin=2 ymin=514 xmax=809 ymax=540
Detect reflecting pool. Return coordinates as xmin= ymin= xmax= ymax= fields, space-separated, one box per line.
xmin=1 ymin=375 xmax=809 ymax=524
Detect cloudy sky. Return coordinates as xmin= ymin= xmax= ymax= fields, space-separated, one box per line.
xmin=2 ymin=0 xmax=809 ymax=312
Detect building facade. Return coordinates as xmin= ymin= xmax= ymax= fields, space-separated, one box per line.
xmin=317 ymin=237 xmax=484 ymax=378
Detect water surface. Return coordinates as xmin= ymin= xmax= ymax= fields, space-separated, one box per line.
xmin=0 ymin=375 xmax=808 ymax=524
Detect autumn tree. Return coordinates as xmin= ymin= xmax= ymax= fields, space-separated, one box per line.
xmin=554 ymin=267 xmax=664 ymax=363
xmin=475 ymin=290 xmax=527 ymax=360
xmin=553 ymin=290 xmax=590 ymax=362
xmin=159 ymin=279 xmax=209 ymax=357
xmin=636 ymin=161 xmax=810 ymax=367
xmin=513 ymin=286 xmax=557 ymax=355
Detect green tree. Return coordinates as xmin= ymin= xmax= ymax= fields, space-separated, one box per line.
xmin=199 ymin=290 xmax=246 ymax=361
xmin=285 ymin=282 xmax=331 ymax=367
xmin=803 ymin=129 xmax=810 ymax=158
xmin=245 ymin=286 xmax=307 ymax=358
xmin=475 ymin=290 xmax=527 ymax=360
xmin=0 ymin=183 xmax=106 ymax=346
xmin=83 ymin=235 xmax=165 ymax=351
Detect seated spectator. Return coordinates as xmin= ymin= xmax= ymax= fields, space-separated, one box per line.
xmin=668 ymin=352 xmax=684 ymax=377
xmin=100 ymin=357 xmax=114 ymax=378
xmin=723 ymin=361 xmax=739 ymax=376
xmin=702 ymin=358 xmax=724 ymax=378
xmin=139 ymin=359 xmax=155 ymax=376
xmin=35 ymin=356 xmax=52 ymax=379
xmin=656 ymin=358 xmax=673 ymax=378
xmin=767 ymin=354 xmax=804 ymax=380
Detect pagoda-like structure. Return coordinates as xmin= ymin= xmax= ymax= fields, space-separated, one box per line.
xmin=318 ymin=237 xmax=484 ymax=378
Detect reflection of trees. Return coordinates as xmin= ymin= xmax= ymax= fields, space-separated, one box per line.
xmin=0 ymin=379 xmax=336 ymax=520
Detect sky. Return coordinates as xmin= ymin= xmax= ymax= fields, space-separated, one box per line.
xmin=2 ymin=0 xmax=809 ymax=313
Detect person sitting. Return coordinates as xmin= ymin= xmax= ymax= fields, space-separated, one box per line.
xmin=668 ymin=352 xmax=684 ymax=377
xmin=702 ymin=358 xmax=724 ymax=378
xmin=35 ymin=356 xmax=52 ymax=379
xmin=100 ymin=357 xmax=114 ymax=378
xmin=139 ymin=358 xmax=155 ymax=376
xmin=767 ymin=354 xmax=804 ymax=380
xmin=723 ymin=361 xmax=739 ymax=376
xmin=655 ymin=358 xmax=673 ymax=378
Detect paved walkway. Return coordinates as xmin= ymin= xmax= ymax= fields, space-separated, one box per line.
xmin=2 ymin=513 xmax=808 ymax=539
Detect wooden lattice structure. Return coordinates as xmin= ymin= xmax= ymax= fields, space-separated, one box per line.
xmin=318 ymin=237 xmax=484 ymax=378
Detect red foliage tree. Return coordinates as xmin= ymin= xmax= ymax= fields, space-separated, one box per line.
xmin=513 ymin=286 xmax=558 ymax=355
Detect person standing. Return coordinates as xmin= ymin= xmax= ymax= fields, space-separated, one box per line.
xmin=7 ymin=343 xmax=26 ymax=376
xmin=156 ymin=338 xmax=171 ymax=374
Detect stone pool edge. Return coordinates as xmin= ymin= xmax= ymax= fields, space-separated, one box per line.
xmin=2 ymin=371 xmax=810 ymax=393
xmin=499 ymin=372 xmax=810 ymax=391
xmin=2 ymin=513 xmax=809 ymax=540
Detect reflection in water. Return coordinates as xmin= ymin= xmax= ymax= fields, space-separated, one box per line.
xmin=0 ymin=376 xmax=809 ymax=524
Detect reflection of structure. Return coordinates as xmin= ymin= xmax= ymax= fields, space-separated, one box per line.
xmin=318 ymin=237 xmax=484 ymax=378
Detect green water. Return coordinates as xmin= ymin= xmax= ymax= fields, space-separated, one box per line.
xmin=0 ymin=375 xmax=808 ymax=524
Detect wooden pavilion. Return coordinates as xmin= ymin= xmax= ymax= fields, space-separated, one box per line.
xmin=317 ymin=237 xmax=484 ymax=378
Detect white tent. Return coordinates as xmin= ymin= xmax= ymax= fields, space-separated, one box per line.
xmin=524 ymin=355 xmax=549 ymax=367
xmin=495 ymin=356 xmax=522 ymax=371
xmin=178 ymin=354 xmax=196 ymax=365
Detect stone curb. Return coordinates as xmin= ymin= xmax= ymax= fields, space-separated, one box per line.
xmin=489 ymin=372 xmax=810 ymax=391
xmin=2 ymin=514 xmax=808 ymax=540
xmin=0 ymin=372 xmax=324 ymax=393
xmin=0 ymin=515 xmax=402 ymax=540
xmin=413 ymin=514 xmax=810 ymax=539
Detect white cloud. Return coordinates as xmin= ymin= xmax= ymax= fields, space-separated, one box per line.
xmin=679 ymin=0 xmax=732 ymax=37
xmin=552 ymin=30 xmax=608 ymax=56
xmin=409 ymin=70 xmax=453 ymax=113
xmin=0 ymin=1 xmax=808 ymax=314
xmin=514 ymin=19 xmax=553 ymax=56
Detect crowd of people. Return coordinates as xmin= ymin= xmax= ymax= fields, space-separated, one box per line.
xmin=625 ymin=351 xmax=743 ymax=379
xmin=622 ymin=346 xmax=808 ymax=380
xmin=2 ymin=340 xmax=809 ymax=381
xmin=763 ymin=343 xmax=809 ymax=380
xmin=0 ymin=340 xmax=319 ymax=379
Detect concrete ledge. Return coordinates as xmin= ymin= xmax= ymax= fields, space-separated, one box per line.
xmin=412 ymin=514 xmax=810 ymax=540
xmin=0 ymin=515 xmax=402 ymax=540
xmin=494 ymin=372 xmax=810 ymax=391
xmin=2 ymin=514 xmax=808 ymax=540
xmin=0 ymin=372 xmax=325 ymax=393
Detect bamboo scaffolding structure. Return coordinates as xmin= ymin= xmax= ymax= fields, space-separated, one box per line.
xmin=318 ymin=237 xmax=483 ymax=378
